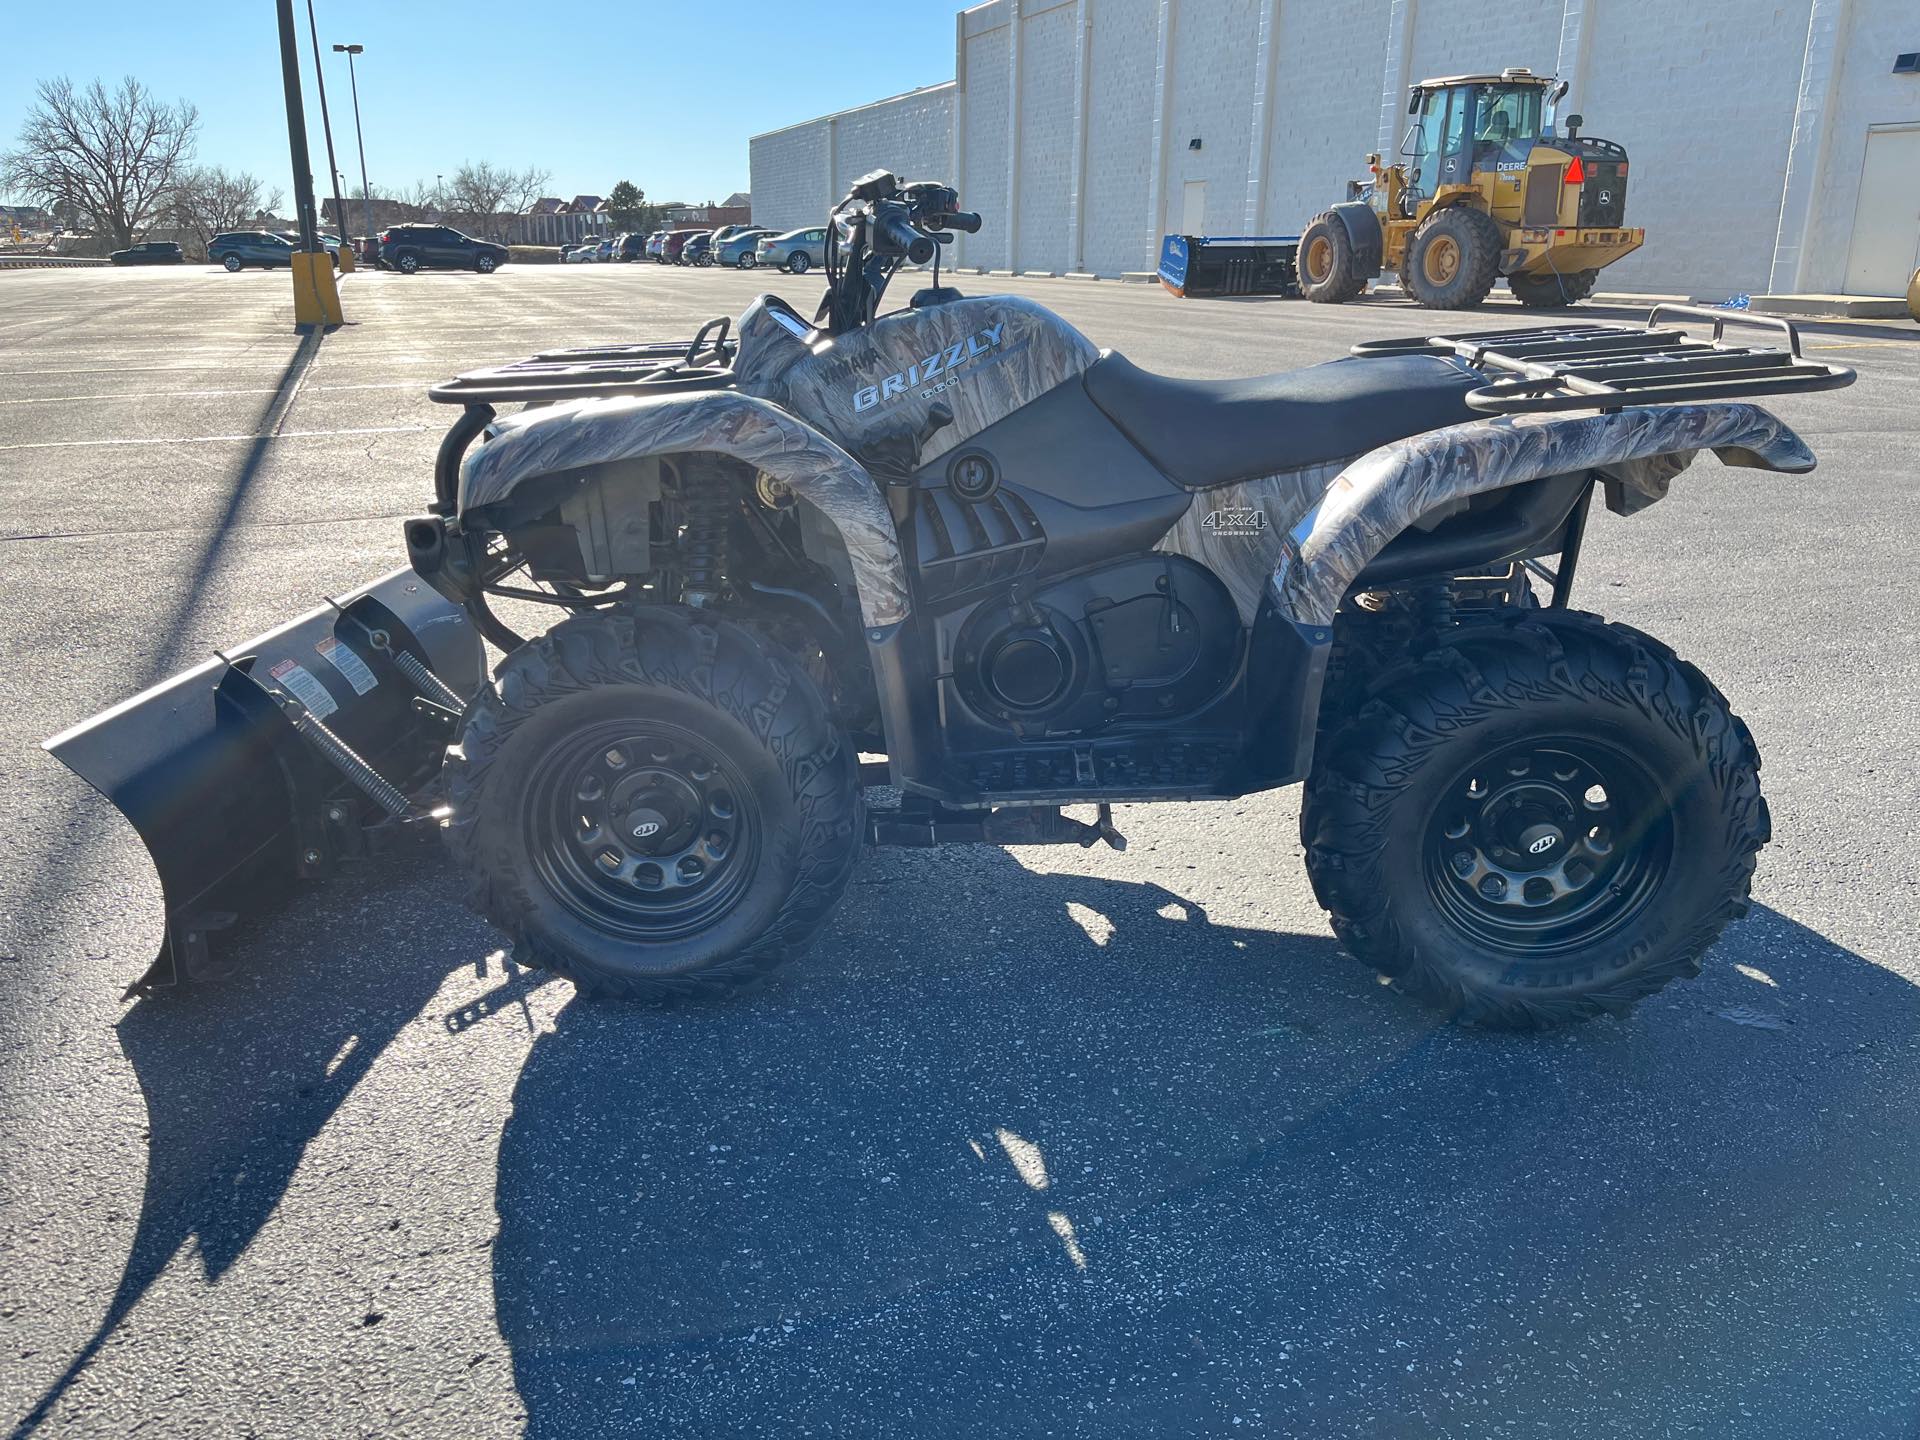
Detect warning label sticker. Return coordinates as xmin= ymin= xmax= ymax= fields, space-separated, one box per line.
xmin=269 ymin=658 xmax=339 ymax=720
xmin=315 ymin=635 xmax=379 ymax=696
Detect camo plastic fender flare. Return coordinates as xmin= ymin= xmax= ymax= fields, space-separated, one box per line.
xmin=1271 ymin=402 xmax=1817 ymax=626
xmin=460 ymin=389 xmax=909 ymax=628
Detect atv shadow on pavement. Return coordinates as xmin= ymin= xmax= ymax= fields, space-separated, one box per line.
xmin=492 ymin=845 xmax=1920 ymax=1439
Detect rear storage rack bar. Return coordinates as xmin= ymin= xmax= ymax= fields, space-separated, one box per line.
xmin=1351 ymin=304 xmax=1855 ymax=414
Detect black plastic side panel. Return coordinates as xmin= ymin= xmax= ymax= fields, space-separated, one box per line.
xmin=908 ymin=374 xmax=1192 ymax=599
xmin=1330 ymin=202 xmax=1384 ymax=277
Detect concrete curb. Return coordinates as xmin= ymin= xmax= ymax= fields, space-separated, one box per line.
xmin=0 ymin=255 xmax=110 ymax=270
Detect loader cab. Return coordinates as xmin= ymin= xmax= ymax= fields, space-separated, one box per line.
xmin=1400 ymin=72 xmax=1551 ymax=214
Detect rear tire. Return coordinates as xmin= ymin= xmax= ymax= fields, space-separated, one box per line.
xmin=1508 ymin=268 xmax=1599 ymax=308
xmin=1298 ymin=212 xmax=1367 ymax=303
xmin=222 ymin=254 xmax=242 ymax=272
xmin=395 ymin=250 xmax=421 ymax=274
xmin=1403 ymin=205 xmax=1502 ymax=309
xmin=445 ymin=608 xmax=864 ymax=999
xmin=1301 ymin=609 xmax=1768 ymax=1028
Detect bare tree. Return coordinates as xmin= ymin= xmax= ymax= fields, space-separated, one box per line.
xmin=0 ymin=77 xmax=199 ymax=248
xmin=169 ymin=166 xmax=282 ymax=258
xmin=441 ymin=160 xmax=551 ymax=240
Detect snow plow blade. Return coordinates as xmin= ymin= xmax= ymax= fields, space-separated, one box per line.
xmin=44 ymin=568 xmax=485 ymax=996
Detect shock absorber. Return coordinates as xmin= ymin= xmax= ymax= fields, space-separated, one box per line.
xmin=679 ymin=456 xmax=733 ymax=608
xmin=1412 ymin=580 xmax=1456 ymax=635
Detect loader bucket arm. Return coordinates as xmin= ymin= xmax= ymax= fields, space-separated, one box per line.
xmin=43 ymin=569 xmax=484 ymax=995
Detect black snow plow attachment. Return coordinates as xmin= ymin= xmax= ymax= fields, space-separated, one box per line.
xmin=44 ymin=569 xmax=484 ymax=995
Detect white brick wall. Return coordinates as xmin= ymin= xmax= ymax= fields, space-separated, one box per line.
xmin=748 ymin=85 xmax=955 ymax=241
xmin=1081 ymin=0 xmax=1160 ymax=273
xmin=762 ymin=0 xmax=1920 ymax=296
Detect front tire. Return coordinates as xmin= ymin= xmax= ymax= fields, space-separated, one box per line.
xmin=1298 ymin=212 xmax=1367 ymax=303
xmin=445 ymin=608 xmax=864 ymax=999
xmin=476 ymin=252 xmax=497 ymax=273
xmin=395 ymin=250 xmax=421 ymax=274
xmin=1403 ymin=205 xmax=1502 ymax=309
xmin=787 ymin=251 xmax=811 ymax=275
xmin=1302 ymin=609 xmax=1768 ymax=1028
xmin=1508 ymin=268 xmax=1599 ymax=308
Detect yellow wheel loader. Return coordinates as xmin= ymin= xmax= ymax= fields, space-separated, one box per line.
xmin=1300 ymin=68 xmax=1644 ymax=310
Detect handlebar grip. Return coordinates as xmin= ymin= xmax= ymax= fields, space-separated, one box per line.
xmin=878 ymin=211 xmax=936 ymax=265
xmin=938 ymin=211 xmax=983 ymax=234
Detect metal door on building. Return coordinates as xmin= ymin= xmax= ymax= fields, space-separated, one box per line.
xmin=1844 ymin=124 xmax=1920 ymax=296
xmin=1182 ymin=181 xmax=1207 ymax=237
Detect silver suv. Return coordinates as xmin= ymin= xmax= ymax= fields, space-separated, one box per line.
xmin=756 ymin=226 xmax=827 ymax=275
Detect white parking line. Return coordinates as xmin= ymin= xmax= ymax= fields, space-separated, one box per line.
xmin=0 ymin=381 xmax=424 ymax=406
xmin=0 ymin=424 xmax=425 ymax=452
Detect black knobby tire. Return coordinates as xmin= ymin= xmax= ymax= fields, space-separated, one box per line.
xmin=1403 ymin=205 xmax=1502 ymax=310
xmin=445 ymin=608 xmax=864 ymax=999
xmin=1508 ymin=267 xmax=1599 ymax=308
xmin=1298 ymin=212 xmax=1367 ymax=304
xmin=1301 ymin=609 xmax=1768 ymax=1028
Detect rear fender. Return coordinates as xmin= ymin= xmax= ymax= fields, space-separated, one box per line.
xmin=458 ymin=390 xmax=909 ymax=630
xmin=1271 ymin=403 xmax=1815 ymax=627
xmin=1327 ymin=202 xmax=1384 ymax=277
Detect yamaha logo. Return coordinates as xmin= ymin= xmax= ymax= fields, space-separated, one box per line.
xmin=1528 ymin=834 xmax=1557 ymax=855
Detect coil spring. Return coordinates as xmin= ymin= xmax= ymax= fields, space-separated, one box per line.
xmin=681 ymin=468 xmax=731 ymax=605
xmin=1413 ymin=581 xmax=1456 ymax=634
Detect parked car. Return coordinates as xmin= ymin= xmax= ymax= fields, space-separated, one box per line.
xmin=593 ymin=238 xmax=614 ymax=262
xmin=645 ymin=231 xmax=669 ymax=261
xmin=756 ymin=226 xmax=827 ymax=275
xmin=208 ymin=231 xmax=302 ymax=271
xmin=379 ymin=223 xmax=509 ymax=274
xmin=680 ymin=231 xmax=715 ymax=266
xmin=714 ymin=227 xmax=772 ymax=268
xmin=278 ymin=231 xmax=344 ymax=260
xmin=562 ymin=242 xmax=599 ymax=263
xmin=613 ymin=233 xmax=650 ymax=262
xmin=109 ymin=240 xmax=184 ymax=266
xmin=659 ymin=229 xmax=703 ymax=264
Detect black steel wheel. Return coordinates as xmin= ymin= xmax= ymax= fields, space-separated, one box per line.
xmin=446 ymin=607 xmax=864 ymax=999
xmin=1422 ymin=737 xmax=1671 ymax=957
xmin=1302 ymin=609 xmax=1769 ymax=1027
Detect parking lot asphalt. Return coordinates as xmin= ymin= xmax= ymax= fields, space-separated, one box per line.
xmin=0 ymin=260 xmax=1916 ymax=1439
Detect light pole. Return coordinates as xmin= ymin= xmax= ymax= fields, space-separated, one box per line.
xmin=332 ymin=43 xmax=371 ymax=251
xmin=304 ymin=0 xmax=351 ymax=268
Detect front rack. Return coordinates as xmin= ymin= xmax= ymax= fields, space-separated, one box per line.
xmin=1351 ymin=304 xmax=1856 ymax=414
xmin=427 ymin=318 xmax=737 ymax=407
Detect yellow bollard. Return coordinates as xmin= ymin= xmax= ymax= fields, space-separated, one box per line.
xmin=291 ymin=249 xmax=344 ymax=328
xmin=336 ymin=244 xmax=355 ymax=274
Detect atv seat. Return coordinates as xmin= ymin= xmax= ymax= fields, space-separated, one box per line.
xmin=1084 ymin=351 xmax=1481 ymax=490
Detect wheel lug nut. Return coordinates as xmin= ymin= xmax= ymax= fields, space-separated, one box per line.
xmin=1451 ymin=850 xmax=1475 ymax=876
xmin=1478 ymin=874 xmax=1507 ymax=900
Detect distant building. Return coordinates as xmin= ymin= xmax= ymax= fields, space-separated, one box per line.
xmin=515 ymin=195 xmax=612 ymax=247
xmin=665 ymin=200 xmax=751 ymax=227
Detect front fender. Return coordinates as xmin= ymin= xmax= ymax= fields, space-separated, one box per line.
xmin=460 ymin=389 xmax=909 ymax=629
xmin=1271 ymin=403 xmax=1815 ymax=627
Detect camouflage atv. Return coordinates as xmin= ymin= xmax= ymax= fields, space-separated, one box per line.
xmin=49 ymin=170 xmax=1854 ymax=1027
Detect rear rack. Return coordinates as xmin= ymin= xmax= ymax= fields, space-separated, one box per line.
xmin=1351 ymin=304 xmax=1856 ymax=414
xmin=428 ymin=319 xmax=737 ymax=406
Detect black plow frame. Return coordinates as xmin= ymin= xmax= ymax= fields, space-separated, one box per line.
xmin=44 ymin=569 xmax=484 ymax=996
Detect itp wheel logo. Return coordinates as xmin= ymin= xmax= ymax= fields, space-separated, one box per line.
xmin=1528 ymin=834 xmax=1557 ymax=855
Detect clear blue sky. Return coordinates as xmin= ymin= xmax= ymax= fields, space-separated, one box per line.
xmin=2 ymin=3 xmax=956 ymax=207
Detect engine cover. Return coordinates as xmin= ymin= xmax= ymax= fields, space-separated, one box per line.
xmin=952 ymin=555 xmax=1240 ymax=736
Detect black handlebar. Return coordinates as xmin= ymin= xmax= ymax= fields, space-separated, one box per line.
xmin=932 ymin=210 xmax=981 ymax=234
xmin=877 ymin=209 xmax=936 ymax=265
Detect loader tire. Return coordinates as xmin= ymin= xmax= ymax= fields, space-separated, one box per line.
xmin=1298 ymin=213 xmax=1367 ymax=303
xmin=1508 ymin=268 xmax=1599 ymax=308
xmin=1403 ymin=205 xmax=1502 ymax=310
xmin=1300 ymin=608 xmax=1768 ymax=1029
xmin=445 ymin=607 xmax=864 ymax=1000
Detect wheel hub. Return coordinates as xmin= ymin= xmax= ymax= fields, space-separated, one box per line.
xmin=529 ymin=723 xmax=758 ymax=939
xmin=1426 ymin=740 xmax=1670 ymax=955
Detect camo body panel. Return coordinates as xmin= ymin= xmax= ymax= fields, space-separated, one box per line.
xmin=460 ymin=390 xmax=910 ymax=628
xmin=1272 ymin=404 xmax=1816 ymax=627
xmin=1155 ymin=457 xmax=1358 ymax=623
xmin=732 ymin=294 xmax=1100 ymax=467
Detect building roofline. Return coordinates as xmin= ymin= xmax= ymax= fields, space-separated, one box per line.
xmin=749 ymin=79 xmax=956 ymax=142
